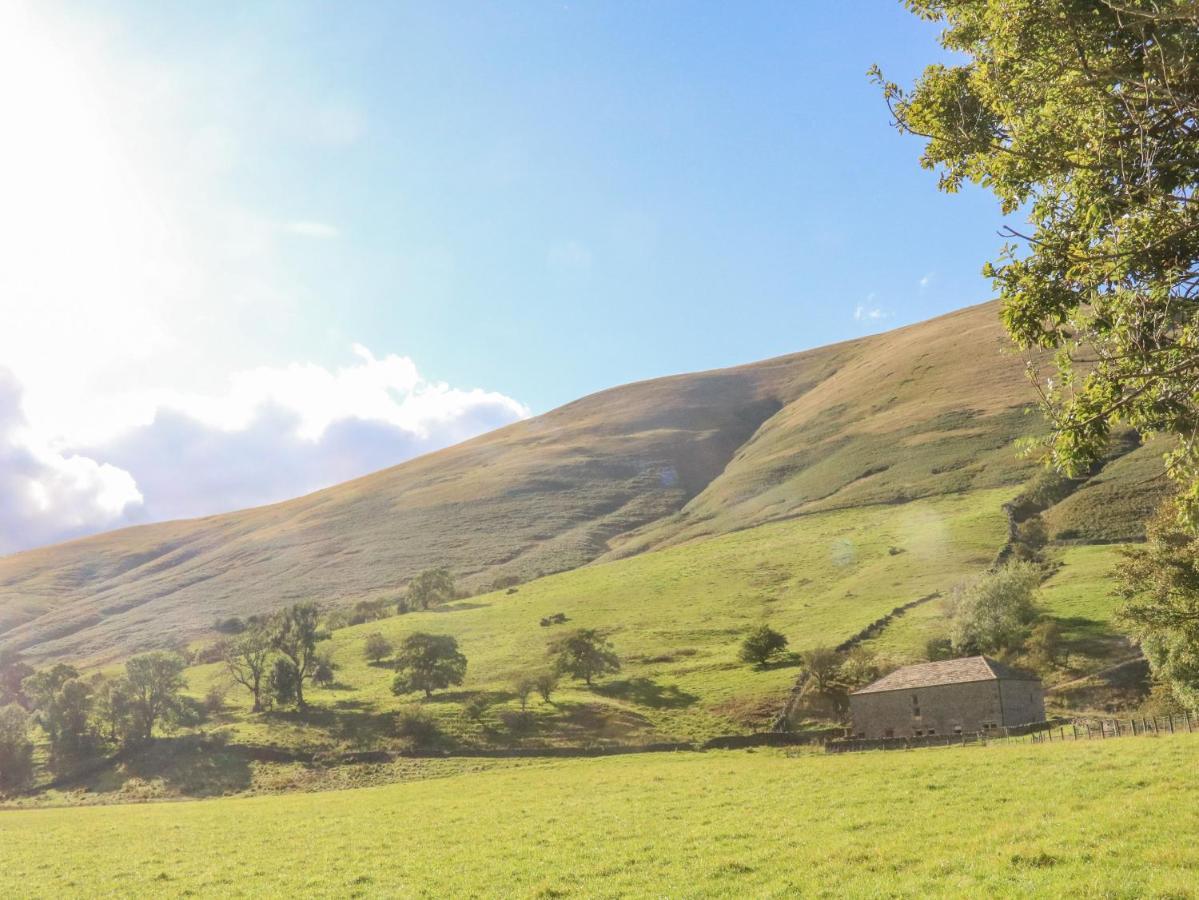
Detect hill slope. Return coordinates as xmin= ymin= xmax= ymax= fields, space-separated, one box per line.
xmin=1 ymin=301 xmax=1046 ymax=662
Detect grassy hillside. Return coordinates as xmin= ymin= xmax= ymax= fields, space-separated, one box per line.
xmin=0 ymin=301 xmax=1047 ymax=664
xmin=4 ymin=735 xmax=1198 ymax=897
xmin=166 ymin=489 xmax=1009 ymax=756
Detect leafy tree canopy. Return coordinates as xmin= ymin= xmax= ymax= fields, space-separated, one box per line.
xmin=1118 ymin=501 xmax=1199 ymax=711
xmin=738 ymin=625 xmax=789 ymax=667
xmin=392 ymin=633 xmax=467 ymax=698
xmin=880 ymin=1 xmax=1199 ymax=520
xmin=548 ymin=629 xmax=620 ymax=686
xmin=949 ymin=561 xmax=1042 ymax=655
xmin=406 ymin=568 xmax=457 ymax=611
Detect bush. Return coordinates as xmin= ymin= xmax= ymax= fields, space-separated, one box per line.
xmin=539 ymin=613 xmax=569 ymax=628
xmin=511 ymin=676 xmax=535 ymax=711
xmin=269 ymin=658 xmax=300 ymax=707
xmin=395 ymin=706 xmax=439 ymax=745
xmin=212 ymin=617 xmax=247 ymax=635
xmin=949 ymin=562 xmax=1042 ymax=655
xmin=463 ymin=693 xmax=492 ymax=722
xmin=363 ymin=632 xmax=394 ymax=664
xmin=535 ymin=671 xmax=558 ymax=703
xmin=203 ymin=686 xmax=227 ymax=714
xmin=738 ymin=625 xmax=789 ymax=667
xmin=312 ymin=653 xmax=337 ymax=687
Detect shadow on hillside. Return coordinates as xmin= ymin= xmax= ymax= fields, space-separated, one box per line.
xmin=66 ymin=734 xmax=253 ymax=799
xmin=594 ymin=677 xmax=698 ymax=709
xmin=265 ymin=700 xmax=399 ymax=749
xmin=756 ymin=652 xmax=803 ymax=671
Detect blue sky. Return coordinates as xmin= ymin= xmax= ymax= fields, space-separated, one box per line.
xmin=0 ymin=1 xmax=1009 ymax=550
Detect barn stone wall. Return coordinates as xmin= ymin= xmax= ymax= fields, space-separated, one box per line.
xmin=850 ymin=680 xmax=1004 ymax=739
xmin=997 ymin=678 xmax=1045 ymax=726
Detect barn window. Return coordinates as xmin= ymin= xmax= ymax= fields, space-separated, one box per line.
xmin=953 ymin=726 xmax=962 ymax=735
xmin=884 ymin=728 xmax=894 ymax=738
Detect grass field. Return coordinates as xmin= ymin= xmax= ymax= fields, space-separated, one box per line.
xmin=3 ymin=733 xmax=1197 ymax=897
xmin=181 ymin=488 xmax=1011 ymax=753
xmin=864 ymin=542 xmax=1135 ymax=688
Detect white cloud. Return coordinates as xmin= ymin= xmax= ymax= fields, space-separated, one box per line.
xmin=283 ymin=220 xmax=339 ymax=239
xmin=0 ymin=349 xmax=529 ymax=553
xmin=0 ymin=370 xmax=143 ymax=555
xmin=853 ymin=297 xmax=890 ymax=322
xmin=918 ymin=272 xmax=934 ymax=290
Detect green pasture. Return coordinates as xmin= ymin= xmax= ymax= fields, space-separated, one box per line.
xmin=189 ymin=489 xmax=1011 ymax=751
xmin=2 ymin=733 xmax=1197 ymax=897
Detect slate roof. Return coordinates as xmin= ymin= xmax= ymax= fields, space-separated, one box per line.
xmin=852 ymin=655 xmax=1040 ymax=695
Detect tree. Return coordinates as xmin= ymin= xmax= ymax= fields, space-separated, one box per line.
xmin=838 ymin=646 xmax=882 ymax=691
xmin=391 ymin=633 xmax=467 ymax=698
xmin=271 ymin=602 xmax=321 ymax=709
xmin=222 ymin=626 xmax=273 ymax=712
xmin=878 ymin=2 xmax=1199 ymax=521
xmin=123 ymin=652 xmax=186 ymax=744
xmin=511 ymin=676 xmax=535 ymax=711
xmin=0 ymin=647 xmax=32 ymax=708
xmin=948 ymin=562 xmax=1042 ymax=655
xmin=363 ymin=632 xmax=393 ymax=664
xmin=311 ymin=653 xmax=337 ymax=687
xmin=405 ymin=568 xmax=456 ymax=611
xmin=1117 ymin=502 xmax=1199 ymax=711
xmin=548 ymin=629 xmax=620 ymax=686
xmin=269 ymin=658 xmax=299 ymax=707
xmin=738 ymin=625 xmax=789 ymax=667
xmin=1027 ymin=619 xmax=1065 ymax=669
xmin=534 ymin=671 xmax=558 ymax=704
xmin=23 ymin=664 xmax=94 ymax=761
xmin=0 ymin=704 xmax=33 ymax=791
xmin=92 ymin=678 xmax=134 ymax=746
xmin=801 ymin=647 xmax=842 ymax=695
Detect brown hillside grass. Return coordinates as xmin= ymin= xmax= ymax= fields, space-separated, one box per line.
xmin=1 ymin=301 xmax=1050 ymax=663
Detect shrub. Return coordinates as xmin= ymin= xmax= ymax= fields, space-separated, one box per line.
xmin=511 ymin=676 xmax=535 ymax=711
xmin=203 ymin=686 xmax=227 ymax=714
xmin=395 ymin=706 xmax=439 ymax=745
xmin=463 ymin=693 xmax=492 ymax=722
xmin=269 ymin=658 xmax=300 ymax=707
xmin=311 ymin=653 xmax=337 ymax=687
xmin=535 ymin=671 xmax=558 ymax=703
xmin=363 ymin=633 xmax=394 ymax=664
xmin=949 ymin=561 xmax=1042 ymax=655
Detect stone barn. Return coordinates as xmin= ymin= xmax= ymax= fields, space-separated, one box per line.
xmin=849 ymin=656 xmax=1044 ymax=739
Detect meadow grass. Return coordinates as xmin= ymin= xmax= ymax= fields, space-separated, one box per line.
xmin=2 ymin=733 xmax=1197 ymax=897
xmin=188 ymin=489 xmax=1011 ymax=750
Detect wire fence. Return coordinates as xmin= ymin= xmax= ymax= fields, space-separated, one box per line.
xmin=825 ymin=711 xmax=1197 ymax=754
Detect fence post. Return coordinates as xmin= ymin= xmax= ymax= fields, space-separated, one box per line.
xmin=1116 ymin=719 xmax=1122 ymax=737
xmin=1152 ymin=717 xmax=1159 ymax=735
xmin=1169 ymin=714 xmax=1175 ymax=734
xmin=1072 ymin=724 xmax=1078 ymax=741
xmin=1085 ymin=723 xmax=1091 ymax=740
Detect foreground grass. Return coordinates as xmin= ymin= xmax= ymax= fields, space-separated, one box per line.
xmin=2 ymin=733 xmax=1197 ymax=897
